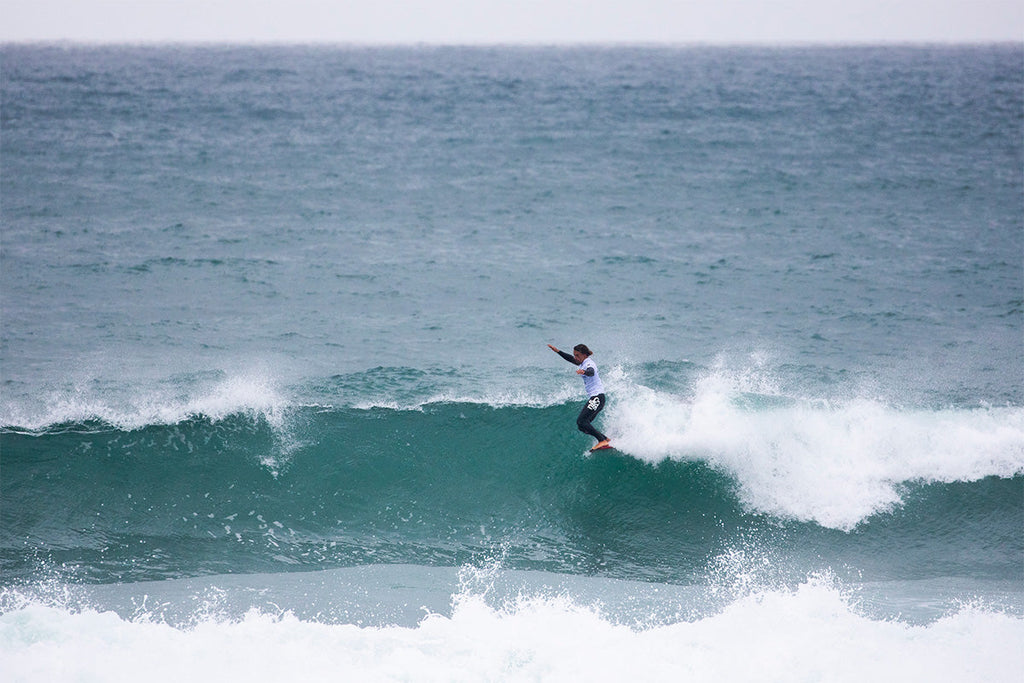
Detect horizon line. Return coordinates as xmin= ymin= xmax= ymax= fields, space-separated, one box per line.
xmin=3 ymin=37 xmax=1022 ymax=49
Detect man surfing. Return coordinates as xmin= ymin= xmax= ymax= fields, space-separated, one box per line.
xmin=547 ymin=343 xmax=611 ymax=451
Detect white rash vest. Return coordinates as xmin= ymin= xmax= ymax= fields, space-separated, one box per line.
xmin=578 ymin=357 xmax=605 ymax=397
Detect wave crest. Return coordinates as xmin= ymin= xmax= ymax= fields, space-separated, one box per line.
xmin=1 ymin=373 xmax=290 ymax=433
xmin=607 ymin=366 xmax=1024 ymax=530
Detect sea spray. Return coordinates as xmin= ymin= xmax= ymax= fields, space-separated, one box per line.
xmin=605 ymin=363 xmax=1024 ymax=529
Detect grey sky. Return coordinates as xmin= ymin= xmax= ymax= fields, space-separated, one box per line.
xmin=2 ymin=0 xmax=1022 ymax=44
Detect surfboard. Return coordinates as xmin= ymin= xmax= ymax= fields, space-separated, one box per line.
xmin=590 ymin=444 xmax=614 ymax=452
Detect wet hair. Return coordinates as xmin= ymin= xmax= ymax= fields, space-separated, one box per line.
xmin=573 ymin=344 xmax=593 ymax=357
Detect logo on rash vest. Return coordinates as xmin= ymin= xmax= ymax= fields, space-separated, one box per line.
xmin=587 ymin=396 xmax=601 ymax=411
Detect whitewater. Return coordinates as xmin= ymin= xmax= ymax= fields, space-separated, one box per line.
xmin=4 ymin=569 xmax=1023 ymax=683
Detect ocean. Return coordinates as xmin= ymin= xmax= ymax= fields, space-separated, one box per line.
xmin=1 ymin=44 xmax=1022 ymax=681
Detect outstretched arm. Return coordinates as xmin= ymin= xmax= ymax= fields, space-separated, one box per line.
xmin=547 ymin=344 xmax=576 ymax=364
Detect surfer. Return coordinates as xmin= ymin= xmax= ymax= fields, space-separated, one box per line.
xmin=547 ymin=343 xmax=611 ymax=450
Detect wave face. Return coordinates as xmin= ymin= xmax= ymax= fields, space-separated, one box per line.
xmin=4 ymin=367 xmax=1022 ymax=587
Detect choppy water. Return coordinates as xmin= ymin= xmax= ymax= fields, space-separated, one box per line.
xmin=2 ymin=44 xmax=1022 ymax=681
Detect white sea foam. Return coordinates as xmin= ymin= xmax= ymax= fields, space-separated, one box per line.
xmin=0 ymin=372 xmax=290 ymax=432
xmin=2 ymin=576 xmax=1021 ymax=683
xmin=606 ymin=364 xmax=1024 ymax=530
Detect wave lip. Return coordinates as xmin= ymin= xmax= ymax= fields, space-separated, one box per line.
xmin=0 ymin=373 xmax=291 ymax=433
xmin=608 ymin=369 xmax=1024 ymax=530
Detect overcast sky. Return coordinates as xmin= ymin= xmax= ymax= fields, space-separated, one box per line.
xmin=2 ymin=0 xmax=1022 ymax=44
